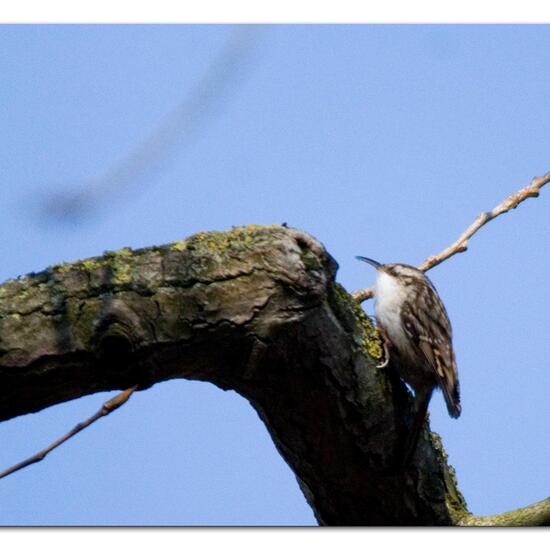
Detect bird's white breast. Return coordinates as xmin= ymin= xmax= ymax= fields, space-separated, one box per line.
xmin=374 ymin=270 xmax=409 ymax=351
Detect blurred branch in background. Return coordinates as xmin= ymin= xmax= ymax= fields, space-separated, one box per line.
xmin=38 ymin=26 xmax=263 ymax=225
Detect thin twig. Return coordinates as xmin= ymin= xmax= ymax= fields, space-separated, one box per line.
xmin=352 ymin=171 xmax=550 ymax=303
xmin=0 ymin=385 xmax=138 ymax=481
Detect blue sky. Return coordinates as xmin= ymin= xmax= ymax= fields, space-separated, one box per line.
xmin=0 ymin=25 xmax=549 ymax=525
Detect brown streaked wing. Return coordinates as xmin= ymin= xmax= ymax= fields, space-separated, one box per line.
xmin=401 ymin=282 xmax=461 ymax=417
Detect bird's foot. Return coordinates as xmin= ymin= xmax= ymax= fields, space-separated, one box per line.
xmin=375 ymin=327 xmax=391 ymax=369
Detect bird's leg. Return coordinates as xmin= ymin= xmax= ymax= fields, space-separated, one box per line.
xmin=399 ymin=387 xmax=433 ymax=472
xmin=376 ymin=326 xmax=392 ymax=369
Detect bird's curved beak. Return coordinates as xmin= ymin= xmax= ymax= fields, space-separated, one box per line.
xmin=355 ymin=256 xmax=381 ymax=269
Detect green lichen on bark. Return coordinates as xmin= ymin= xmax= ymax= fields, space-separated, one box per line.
xmin=430 ymin=432 xmax=469 ymax=523
xmin=184 ymin=224 xmax=286 ymax=258
xmin=327 ymin=282 xmax=383 ymax=364
xmin=50 ymin=247 xmax=135 ymax=286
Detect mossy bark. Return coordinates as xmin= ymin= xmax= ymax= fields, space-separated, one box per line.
xmin=0 ymin=225 xmax=545 ymax=525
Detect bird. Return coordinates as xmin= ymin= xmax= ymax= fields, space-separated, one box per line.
xmin=356 ymin=256 xmax=461 ymax=469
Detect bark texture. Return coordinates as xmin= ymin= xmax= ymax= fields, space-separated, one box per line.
xmin=0 ymin=225 xmax=545 ymax=525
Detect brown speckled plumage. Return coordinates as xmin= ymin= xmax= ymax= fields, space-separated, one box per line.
xmin=357 ymin=257 xmax=461 ymax=468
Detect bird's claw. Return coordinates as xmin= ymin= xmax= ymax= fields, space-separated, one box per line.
xmin=375 ymin=337 xmax=391 ymax=368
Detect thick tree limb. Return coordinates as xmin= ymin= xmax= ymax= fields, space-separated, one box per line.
xmin=0 ymin=225 xmax=545 ymax=525
xmin=352 ymin=171 xmax=550 ymax=303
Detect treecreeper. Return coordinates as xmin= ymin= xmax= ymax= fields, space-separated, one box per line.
xmin=356 ymin=256 xmax=461 ymax=470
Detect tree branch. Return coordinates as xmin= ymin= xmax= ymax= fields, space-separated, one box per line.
xmin=0 ymin=224 xmax=545 ymax=524
xmin=0 ymin=386 xmax=138 ymax=480
xmin=0 ymin=225 xmax=463 ymax=524
xmin=460 ymin=497 xmax=550 ymax=526
xmin=352 ymin=171 xmax=550 ymax=303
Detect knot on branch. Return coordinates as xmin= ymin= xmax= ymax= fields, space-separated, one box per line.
xmin=92 ymin=298 xmax=148 ymax=375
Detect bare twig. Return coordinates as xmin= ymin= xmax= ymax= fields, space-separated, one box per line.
xmin=351 ymin=286 xmax=376 ymax=303
xmin=352 ymin=171 xmax=550 ymax=303
xmin=0 ymin=385 xmax=138 ymax=480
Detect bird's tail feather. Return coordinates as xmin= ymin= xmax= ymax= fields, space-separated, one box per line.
xmin=441 ymin=377 xmax=461 ymax=418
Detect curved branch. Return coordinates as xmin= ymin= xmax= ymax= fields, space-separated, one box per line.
xmin=0 ymin=224 xmax=542 ymax=525
xmin=460 ymin=497 xmax=550 ymax=526
xmin=352 ymin=171 xmax=550 ymax=302
xmin=0 ymin=225 xmax=464 ymax=524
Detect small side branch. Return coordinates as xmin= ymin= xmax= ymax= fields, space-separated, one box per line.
xmin=0 ymin=386 xmax=138 ymax=481
xmin=460 ymin=496 xmax=550 ymax=526
xmin=352 ymin=171 xmax=550 ymax=303
xmin=418 ymin=171 xmax=550 ymax=272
